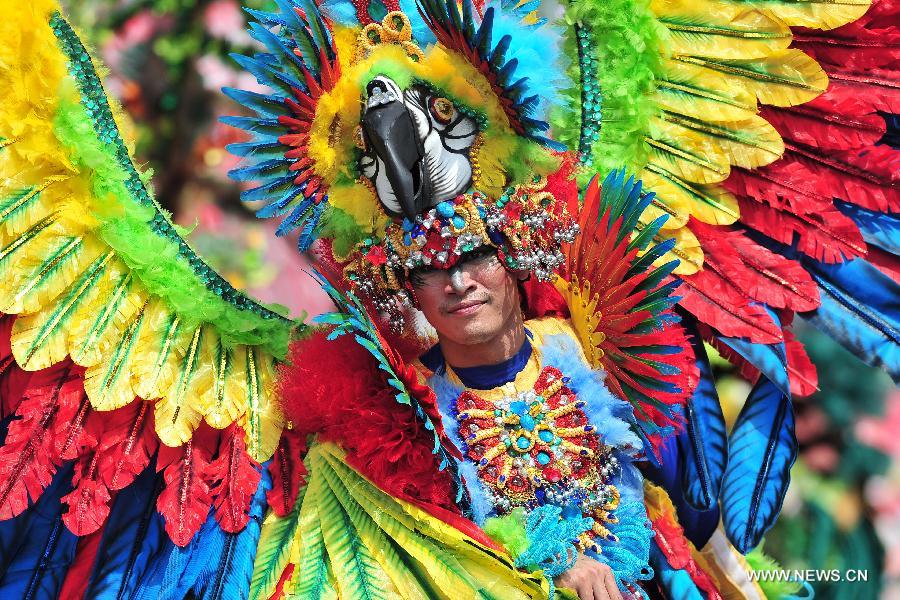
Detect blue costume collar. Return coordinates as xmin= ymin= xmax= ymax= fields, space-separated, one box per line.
xmin=420 ymin=330 xmax=534 ymax=390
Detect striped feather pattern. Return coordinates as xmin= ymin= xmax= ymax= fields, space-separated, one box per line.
xmin=0 ymin=191 xmax=287 ymax=460
xmin=274 ymin=443 xmax=552 ymax=600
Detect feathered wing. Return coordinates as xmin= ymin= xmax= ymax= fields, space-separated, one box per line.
xmin=0 ymin=2 xmax=304 ymax=595
xmin=560 ymin=0 xmax=898 ymax=384
xmin=250 ymin=442 xmax=555 ymax=600
xmin=557 ymin=0 xmax=898 ymax=554
xmin=554 ymin=170 xmax=698 ymax=457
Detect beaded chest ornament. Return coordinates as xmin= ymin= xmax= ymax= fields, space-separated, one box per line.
xmin=455 ymin=366 xmax=621 ymax=552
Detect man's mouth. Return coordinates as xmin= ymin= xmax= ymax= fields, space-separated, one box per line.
xmin=446 ymin=299 xmax=486 ymax=315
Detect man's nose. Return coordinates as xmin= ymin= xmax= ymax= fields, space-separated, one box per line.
xmin=447 ymin=267 xmax=476 ymax=295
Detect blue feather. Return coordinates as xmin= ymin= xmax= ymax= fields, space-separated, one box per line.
xmin=0 ymin=463 xmax=79 ymax=600
xmin=199 ymin=468 xmax=271 ymax=600
xmin=155 ymin=511 xmax=226 ymax=600
xmin=245 ymin=22 xmax=311 ymax=82
xmin=228 ymin=159 xmax=292 ymax=183
xmin=221 ymin=88 xmax=288 ymax=119
xmin=882 ymin=112 xmax=899 ymax=148
xmin=835 ymin=200 xmax=900 ymax=255
xmin=226 ymin=140 xmax=287 ymax=161
xmin=721 ymin=378 xmax=797 ymax=554
xmin=229 ymin=54 xmax=305 ymax=97
xmin=148 ymin=466 xmax=269 ymax=600
xmin=678 ymin=331 xmax=728 ymax=511
xmin=801 ymin=258 xmax=900 ymax=382
xmin=649 ymin=542 xmax=705 ymax=600
xmin=219 ymin=116 xmax=284 ymax=138
xmin=85 ymin=465 xmax=174 ymax=600
xmin=240 ymin=174 xmax=297 ymax=203
xmin=715 ymin=305 xmax=791 ymax=397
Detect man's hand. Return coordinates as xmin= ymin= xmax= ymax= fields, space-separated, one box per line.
xmin=554 ymin=554 xmax=624 ymax=600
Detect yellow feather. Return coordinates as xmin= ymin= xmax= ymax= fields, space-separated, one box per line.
xmin=654 ymin=0 xmax=792 ymax=60
xmin=154 ymin=325 xmax=215 ymax=448
xmin=204 ymin=342 xmax=249 ymax=429
xmin=647 ymin=119 xmax=732 ymax=185
xmin=84 ymin=297 xmax=151 ymax=411
xmin=2 ymin=225 xmax=106 ymax=320
xmin=553 ymin=275 xmax=605 ymax=369
xmin=673 ymin=50 xmax=828 ymax=108
xmin=0 ymin=177 xmax=65 ymax=239
xmin=656 ymin=111 xmax=783 ymax=170
xmin=130 ymin=298 xmax=187 ymax=401
xmin=641 ymin=166 xmax=740 ymax=227
xmin=8 ymin=249 xmax=115 ymax=371
xmin=318 ymin=445 xmax=547 ymax=599
xmin=637 ymin=220 xmax=704 ymax=276
xmin=656 ymin=59 xmax=758 ymax=123
xmin=240 ymin=347 xmax=283 ymax=462
xmin=745 ymin=0 xmax=870 ymax=30
xmin=317 ymin=465 xmax=430 ymax=599
xmin=68 ymin=260 xmax=145 ymax=367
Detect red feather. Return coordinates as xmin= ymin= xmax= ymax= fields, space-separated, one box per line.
xmin=784 ymin=329 xmax=819 ymax=397
xmin=59 ymin=399 xmax=114 ymax=536
xmin=761 ymin=103 xmax=886 ymax=152
xmin=649 ymin=503 xmax=724 ymax=600
xmin=61 ymin=454 xmax=112 ymax=536
xmin=266 ymin=428 xmax=307 ymax=517
xmin=207 ymin=425 xmax=262 ymax=533
xmin=156 ymin=425 xmax=218 ymax=546
xmin=0 ymin=363 xmax=85 ymax=519
xmin=97 ymin=401 xmax=159 ymax=491
xmin=0 ymin=315 xmax=30 ymax=418
xmin=736 ymin=193 xmax=867 ymax=264
xmin=677 ymin=268 xmax=783 ymax=343
xmin=868 ymin=245 xmax=900 ymax=284
xmin=57 ymin=524 xmax=106 ymax=599
xmin=692 ymin=222 xmax=820 ymax=312
xmin=280 ymin=332 xmax=459 ymax=514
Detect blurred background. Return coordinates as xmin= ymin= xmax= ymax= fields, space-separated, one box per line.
xmin=60 ymin=2 xmax=899 ymax=598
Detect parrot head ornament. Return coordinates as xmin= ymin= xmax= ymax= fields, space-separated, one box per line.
xmin=226 ymin=0 xmax=579 ymax=326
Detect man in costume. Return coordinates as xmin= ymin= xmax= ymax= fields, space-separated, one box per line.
xmin=0 ymin=0 xmax=896 ymax=598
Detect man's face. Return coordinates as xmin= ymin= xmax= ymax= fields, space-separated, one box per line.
xmin=411 ymin=248 xmax=521 ymax=346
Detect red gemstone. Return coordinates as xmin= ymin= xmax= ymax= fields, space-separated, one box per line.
xmin=509 ymin=476 xmax=527 ymax=492
xmin=544 ymin=468 xmax=562 ymax=483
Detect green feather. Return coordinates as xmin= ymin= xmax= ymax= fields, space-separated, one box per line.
xmin=250 ymin=485 xmax=308 ymax=600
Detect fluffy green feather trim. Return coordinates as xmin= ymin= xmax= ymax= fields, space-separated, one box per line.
xmin=552 ymin=0 xmax=667 ymax=185
xmin=52 ymin=91 xmax=295 ymax=358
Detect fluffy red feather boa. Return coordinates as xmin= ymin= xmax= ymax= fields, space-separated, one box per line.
xmin=279 ymin=329 xmax=459 ymax=512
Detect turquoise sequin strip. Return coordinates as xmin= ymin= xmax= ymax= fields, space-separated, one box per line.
xmin=49 ymin=13 xmax=289 ymax=322
xmin=575 ymin=24 xmax=602 ymax=162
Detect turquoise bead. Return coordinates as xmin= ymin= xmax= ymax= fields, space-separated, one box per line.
xmin=539 ymin=429 xmax=554 ymax=443
xmin=516 ymin=436 xmax=530 ymax=450
xmin=536 ymin=452 xmax=551 ymax=465
xmin=520 ymin=414 xmax=536 ymax=431
xmin=436 ymin=201 xmax=455 ymax=218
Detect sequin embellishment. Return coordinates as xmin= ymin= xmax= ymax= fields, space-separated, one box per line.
xmin=455 ymin=366 xmax=621 ymax=551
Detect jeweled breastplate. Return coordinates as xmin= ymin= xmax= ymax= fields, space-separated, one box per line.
xmin=455 ymin=365 xmax=621 ymax=551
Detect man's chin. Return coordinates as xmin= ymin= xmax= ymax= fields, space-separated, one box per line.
xmin=448 ymin=314 xmax=501 ymax=344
